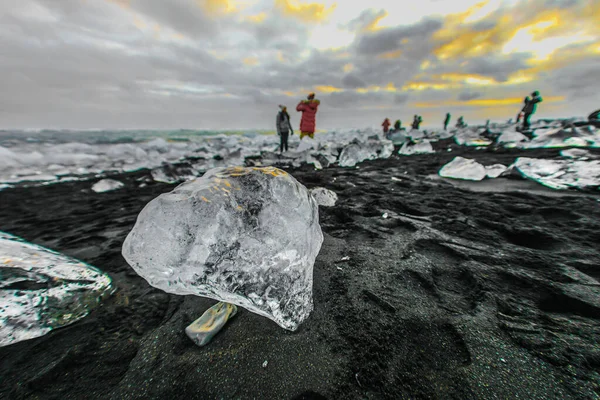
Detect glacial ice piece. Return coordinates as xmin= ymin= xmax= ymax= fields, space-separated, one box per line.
xmin=338 ymin=137 xmax=394 ymax=167
xmin=0 ymin=231 xmax=113 ymax=347
xmin=454 ymin=128 xmax=492 ymax=147
xmin=560 ymin=149 xmax=596 ymax=160
xmin=514 ymin=157 xmax=600 ymax=190
xmin=310 ymin=187 xmax=338 ymax=207
xmin=485 ymin=164 xmax=508 ymax=178
xmin=439 ymin=156 xmax=487 ymax=181
xmin=398 ymin=140 xmax=434 ymax=155
xmin=497 ymin=130 xmax=529 ymax=146
xmin=122 ymin=166 xmax=324 ymax=331
xmin=91 ymin=179 xmax=124 ymax=193
xmin=185 ymin=302 xmax=237 ymax=346
xmin=151 ymin=163 xmax=197 ymax=184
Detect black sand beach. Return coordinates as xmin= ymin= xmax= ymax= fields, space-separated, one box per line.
xmin=1 ymin=143 xmax=600 ymax=399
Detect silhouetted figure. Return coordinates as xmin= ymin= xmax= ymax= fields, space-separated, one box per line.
xmin=444 ymin=113 xmax=451 ymax=130
xmin=394 ymin=120 xmax=401 ymax=131
xmin=517 ymin=96 xmax=529 ymax=123
xmin=382 ymin=118 xmax=391 ymax=134
xmin=522 ymin=91 xmax=543 ymax=131
xmin=456 ymin=116 xmax=467 ymax=128
xmin=276 ymin=105 xmax=293 ymax=153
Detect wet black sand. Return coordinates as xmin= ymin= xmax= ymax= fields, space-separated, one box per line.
xmin=1 ymin=143 xmax=600 ymax=399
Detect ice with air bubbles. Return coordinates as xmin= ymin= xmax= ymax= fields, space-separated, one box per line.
xmin=122 ymin=166 xmax=323 ymax=331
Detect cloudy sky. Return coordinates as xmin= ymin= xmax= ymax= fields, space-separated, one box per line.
xmin=1 ymin=0 xmax=598 ymax=130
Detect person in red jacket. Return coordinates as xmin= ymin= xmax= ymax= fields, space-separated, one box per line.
xmin=382 ymin=118 xmax=391 ymax=134
xmin=296 ymin=92 xmax=320 ymax=139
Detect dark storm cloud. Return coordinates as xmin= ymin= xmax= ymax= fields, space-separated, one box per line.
xmin=325 ymin=91 xmax=397 ymax=109
xmin=549 ymin=58 xmax=600 ymax=100
xmin=341 ymin=74 xmax=367 ymax=89
xmin=354 ymin=18 xmax=443 ymax=56
xmin=457 ymin=91 xmax=483 ymax=101
xmin=394 ymin=94 xmax=409 ymax=104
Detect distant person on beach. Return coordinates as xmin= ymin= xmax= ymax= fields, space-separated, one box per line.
xmin=444 ymin=113 xmax=451 ymax=130
xmin=517 ymin=96 xmax=529 ymax=123
xmin=589 ymin=109 xmax=600 ymax=128
xmin=417 ymin=115 xmax=423 ymax=129
xmin=456 ymin=116 xmax=467 ymax=128
xmin=296 ymin=92 xmax=320 ymax=140
xmin=382 ymin=118 xmax=391 ymax=134
xmin=276 ymin=105 xmax=293 ymax=153
xmin=522 ymin=91 xmax=543 ymax=131
xmin=394 ymin=120 xmax=401 ymax=131
xmin=411 ymin=115 xmax=422 ymax=130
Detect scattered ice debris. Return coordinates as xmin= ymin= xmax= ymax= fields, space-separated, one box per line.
xmin=497 ymin=129 xmax=529 ymax=146
xmin=513 ymin=157 xmax=600 ymax=190
xmin=336 ymin=267 xmax=343 ymax=271
xmin=262 ymin=360 xmax=269 ymax=368
xmin=185 ymin=302 xmax=237 ymax=347
xmin=341 ymin=256 xmax=350 ymax=261
xmin=338 ymin=137 xmax=394 ymax=167
xmin=382 ymin=213 xmax=389 ymax=219
xmin=122 ymin=167 xmax=324 ymax=331
xmin=309 ymin=187 xmax=338 ymax=207
xmin=454 ymin=128 xmax=492 ymax=147
xmin=398 ymin=140 xmax=434 ymax=155
xmin=439 ymin=157 xmax=487 ymax=181
xmin=91 ymin=179 xmax=124 ymax=193
xmin=388 ymin=131 xmax=408 ymax=145
xmin=0 ymin=231 xmax=114 ymax=347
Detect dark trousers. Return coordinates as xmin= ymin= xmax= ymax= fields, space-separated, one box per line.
xmin=279 ymin=132 xmax=289 ymax=152
xmin=523 ymin=113 xmax=532 ymax=130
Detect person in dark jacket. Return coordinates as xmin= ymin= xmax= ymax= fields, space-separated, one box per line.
xmin=522 ymin=91 xmax=543 ymax=130
xmin=394 ymin=120 xmax=401 ymax=131
xmin=416 ymin=115 xmax=423 ymax=129
xmin=444 ymin=113 xmax=451 ymax=130
xmin=276 ymin=105 xmax=293 ymax=153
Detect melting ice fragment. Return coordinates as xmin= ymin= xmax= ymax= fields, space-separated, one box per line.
xmin=398 ymin=140 xmax=434 ymax=155
xmin=0 ymin=232 xmax=114 ymax=347
xmin=513 ymin=157 xmax=600 ymax=190
xmin=338 ymin=137 xmax=394 ymax=167
xmin=91 ymin=179 xmax=124 ymax=193
xmin=439 ymin=157 xmax=487 ymax=181
xmin=122 ymin=166 xmax=324 ymax=331
xmin=309 ymin=187 xmax=338 ymax=207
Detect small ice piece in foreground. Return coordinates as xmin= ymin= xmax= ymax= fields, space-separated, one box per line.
xmin=310 ymin=187 xmax=338 ymax=207
xmin=382 ymin=213 xmax=389 ymax=219
xmin=91 ymin=179 xmax=124 ymax=193
xmin=262 ymin=360 xmax=268 ymax=368
xmin=185 ymin=302 xmax=237 ymax=346
xmin=439 ymin=156 xmax=487 ymax=181
xmin=122 ymin=166 xmax=324 ymax=331
xmin=0 ymin=231 xmax=113 ymax=347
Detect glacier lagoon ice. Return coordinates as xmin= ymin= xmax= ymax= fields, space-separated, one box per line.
xmin=439 ymin=157 xmax=487 ymax=181
xmin=91 ymin=179 xmax=124 ymax=193
xmin=338 ymin=136 xmax=394 ymax=167
xmin=310 ymin=187 xmax=338 ymax=207
xmin=0 ymin=231 xmax=114 ymax=347
xmin=398 ymin=140 xmax=434 ymax=155
xmin=513 ymin=157 xmax=600 ymax=190
xmin=122 ymin=166 xmax=324 ymax=331
xmin=2 ymin=122 xmax=600 ymax=190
